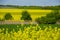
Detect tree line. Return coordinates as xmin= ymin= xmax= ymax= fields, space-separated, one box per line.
xmin=0 ymin=5 xmax=60 ymax=10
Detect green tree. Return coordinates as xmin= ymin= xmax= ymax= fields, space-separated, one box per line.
xmin=46 ymin=17 xmax=56 ymax=24
xmin=54 ymin=10 xmax=60 ymax=20
xmin=46 ymin=10 xmax=60 ymax=21
xmin=21 ymin=11 xmax=32 ymax=21
xmin=35 ymin=17 xmax=47 ymax=24
xmin=35 ymin=10 xmax=60 ymax=24
xmin=4 ymin=13 xmax=13 ymax=20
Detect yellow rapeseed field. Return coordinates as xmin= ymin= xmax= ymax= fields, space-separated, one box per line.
xmin=0 ymin=9 xmax=52 ymax=20
xmin=0 ymin=25 xmax=60 ymax=40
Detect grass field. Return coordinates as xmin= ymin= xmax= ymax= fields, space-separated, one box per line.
xmin=0 ymin=9 xmax=52 ymax=20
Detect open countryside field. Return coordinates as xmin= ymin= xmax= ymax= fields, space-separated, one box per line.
xmin=0 ymin=9 xmax=52 ymax=21
xmin=0 ymin=0 xmax=60 ymax=39
xmin=0 ymin=24 xmax=60 ymax=40
xmin=0 ymin=9 xmax=60 ymax=40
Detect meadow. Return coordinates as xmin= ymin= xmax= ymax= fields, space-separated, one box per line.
xmin=0 ymin=9 xmax=52 ymax=20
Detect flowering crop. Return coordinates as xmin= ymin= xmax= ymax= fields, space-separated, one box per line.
xmin=0 ymin=25 xmax=60 ymax=40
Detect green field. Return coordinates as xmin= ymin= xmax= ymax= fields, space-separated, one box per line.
xmin=0 ymin=9 xmax=52 ymax=21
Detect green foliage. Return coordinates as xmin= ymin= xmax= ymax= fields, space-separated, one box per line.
xmin=0 ymin=24 xmax=60 ymax=40
xmin=46 ymin=10 xmax=60 ymax=20
xmin=0 ymin=24 xmax=60 ymax=33
xmin=46 ymin=17 xmax=56 ymax=24
xmin=21 ymin=11 xmax=32 ymax=21
xmin=4 ymin=13 xmax=13 ymax=20
xmin=0 ymin=5 xmax=60 ymax=10
xmin=35 ymin=10 xmax=60 ymax=24
xmin=35 ymin=17 xmax=46 ymax=24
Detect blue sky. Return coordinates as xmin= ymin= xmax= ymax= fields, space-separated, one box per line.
xmin=0 ymin=0 xmax=60 ymax=6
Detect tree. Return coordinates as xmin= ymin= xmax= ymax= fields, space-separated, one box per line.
xmin=35 ymin=10 xmax=60 ymax=24
xmin=46 ymin=10 xmax=60 ymax=21
xmin=35 ymin=17 xmax=47 ymax=24
xmin=46 ymin=17 xmax=56 ymax=24
xmin=54 ymin=10 xmax=60 ymax=20
xmin=4 ymin=13 xmax=13 ymax=20
xmin=21 ymin=11 xmax=32 ymax=21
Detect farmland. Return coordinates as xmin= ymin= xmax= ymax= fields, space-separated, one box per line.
xmin=0 ymin=9 xmax=52 ymax=20
xmin=0 ymin=8 xmax=60 ymax=40
xmin=0 ymin=24 xmax=60 ymax=40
